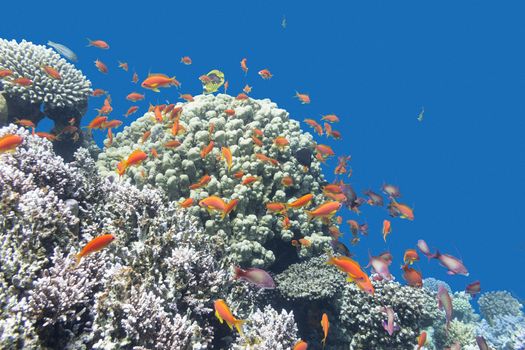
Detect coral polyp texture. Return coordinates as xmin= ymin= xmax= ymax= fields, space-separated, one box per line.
xmin=0 ymin=39 xmax=91 ymax=109
xmin=97 ymin=94 xmax=333 ymax=268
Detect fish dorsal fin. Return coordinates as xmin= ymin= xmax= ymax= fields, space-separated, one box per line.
xmin=148 ymin=73 xmax=169 ymax=78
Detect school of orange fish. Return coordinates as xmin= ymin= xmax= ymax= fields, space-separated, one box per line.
xmin=0 ymin=37 xmax=480 ymax=349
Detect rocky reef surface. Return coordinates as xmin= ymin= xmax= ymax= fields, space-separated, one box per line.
xmin=1 ymin=92 xmax=525 ymax=349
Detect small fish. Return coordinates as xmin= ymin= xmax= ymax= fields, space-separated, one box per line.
xmin=179 ymin=198 xmax=194 ymax=208
xmin=417 ymin=239 xmax=435 ymax=259
xmin=437 ymin=284 xmax=453 ymax=330
xmin=282 ymin=215 xmax=291 ymax=229
xmin=151 ymin=147 xmax=159 ymax=158
xmin=47 ymin=40 xmax=78 ymax=62
xmin=287 ymin=194 xmax=313 ymax=209
xmin=200 ymin=69 xmax=225 ymax=94
xmin=266 ymin=202 xmax=287 ymax=214
xmin=224 ymin=109 xmax=236 ymax=117
xmin=240 ymin=58 xmax=248 ymax=75
xmin=274 ymin=136 xmax=289 ymax=149
xmin=242 ymin=176 xmax=260 ymax=186
xmin=15 ymin=119 xmax=36 ymax=129
xmin=291 ymin=238 xmax=311 ymax=248
xmin=363 ymin=190 xmax=383 ymax=206
xmin=324 ymin=122 xmax=333 ymax=137
xmin=0 ymin=69 xmax=13 ymax=78
xmin=214 ymin=299 xmax=245 ymax=336
xmin=236 ymin=92 xmax=249 ymax=100
xmin=101 ymin=120 xmax=123 ymax=129
xmin=35 ymin=132 xmax=59 ymax=141
xmin=281 ymin=176 xmax=294 ymax=187
xmin=94 ymin=59 xmax=108 ymax=74
xmin=171 ymin=114 xmax=186 ymax=136
xmin=141 ymin=73 xmax=180 ymax=92
xmin=126 ymin=92 xmax=145 ymax=102
xmin=164 ymin=140 xmax=181 ymax=148
xmin=293 ymin=340 xmax=308 ymax=350
xmin=13 ymin=77 xmax=32 ymax=86
xmin=281 ymin=15 xmax=287 ymax=29
xmin=199 ymin=196 xmax=227 ymax=213
xmin=234 ymin=266 xmax=275 ymax=289
xmin=87 ymin=116 xmax=108 ymax=130
xmin=223 ymin=198 xmax=239 ymax=219
xmin=92 ymin=89 xmax=107 ymax=97
xmin=252 ymin=135 xmax=263 ymax=147
xmin=327 ymin=255 xmax=367 ymax=281
xmin=321 ymin=313 xmax=329 ymax=348
xmin=416 ymin=331 xmax=427 ymax=350
xmin=401 ymin=264 xmax=422 ymax=288
xmin=255 ymin=153 xmax=279 ymax=166
xmin=382 ymin=183 xmax=401 ymax=198
xmin=381 ymin=307 xmax=399 ymax=336
xmin=87 ymin=39 xmax=109 ymax=49
xmin=379 ymin=251 xmax=393 ymax=265
xmin=189 ymin=174 xmax=211 ymax=190
xmin=179 ymin=93 xmax=194 ymax=102
xmin=243 ymin=84 xmax=252 ymax=94
xmin=116 ymin=149 xmax=147 ymax=176
xmin=201 ymin=141 xmax=215 ymax=158
xmin=124 ymin=106 xmax=139 ymax=117
xmin=294 ymin=148 xmax=313 ymax=168
xmin=306 ymin=201 xmax=341 ymax=220
xmin=417 ymin=106 xmax=424 ymax=122
xmin=223 ymin=80 xmax=229 ymax=94
xmin=334 ymin=155 xmax=351 ymax=175
xmin=388 ymin=199 xmax=414 ymax=220
xmin=132 ymin=72 xmax=139 ymax=84
xmin=295 ymin=91 xmax=310 ymax=104
xmin=331 ymin=240 xmax=352 ymax=257
xmin=367 ymin=253 xmax=392 ymax=281
xmin=141 ymin=130 xmax=151 ymax=144
xmin=221 ymin=147 xmax=233 ymax=171
xmin=403 ymin=249 xmax=419 ymax=265
xmin=105 ymin=128 xmax=113 ymax=147
xmin=465 ymin=281 xmax=481 ymax=298
xmin=321 ymin=114 xmax=340 ymax=123
xmin=233 ymin=170 xmax=244 ymax=179
xmin=432 ymin=251 xmax=469 ymax=276
xmin=74 ymin=233 xmax=115 ymax=268
xmin=316 ymin=144 xmax=335 ymax=157
xmin=258 ymin=69 xmax=273 ymax=79
xmin=41 ymin=65 xmax=61 ymax=80
xmin=0 ymin=134 xmax=23 ymax=153
xmin=117 ymin=61 xmax=128 ymax=71
xmin=180 ymin=56 xmax=192 ymax=65
xmin=253 ymin=128 xmax=263 ymax=137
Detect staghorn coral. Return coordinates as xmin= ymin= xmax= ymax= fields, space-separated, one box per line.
xmin=230 ymin=305 xmax=299 ymax=350
xmin=97 ymin=94 xmax=337 ymax=267
xmin=0 ymin=39 xmax=91 ymax=109
xmin=478 ymin=290 xmax=523 ymax=324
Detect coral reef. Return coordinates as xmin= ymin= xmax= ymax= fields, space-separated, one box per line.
xmin=451 ymin=292 xmax=479 ymax=323
xmin=433 ymin=319 xmax=476 ymax=349
xmin=478 ymin=290 xmax=523 ymax=324
xmin=476 ymin=315 xmax=525 ymax=350
xmin=97 ymin=94 xmax=335 ymax=268
xmin=422 ymin=277 xmax=452 ymax=295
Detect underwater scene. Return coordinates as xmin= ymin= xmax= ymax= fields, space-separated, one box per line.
xmin=0 ymin=1 xmax=524 ymax=349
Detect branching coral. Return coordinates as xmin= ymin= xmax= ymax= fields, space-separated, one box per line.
xmin=478 ymin=290 xmax=523 ymax=324
xmin=476 ymin=315 xmax=525 ymax=350
xmin=97 ymin=94 xmax=337 ymax=267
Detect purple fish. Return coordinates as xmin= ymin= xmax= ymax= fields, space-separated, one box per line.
xmin=381 ymin=307 xmax=399 ymax=336
xmin=340 ymin=184 xmax=364 ymax=213
xmin=433 ymin=250 xmax=469 ymax=276
xmin=466 ymin=281 xmax=481 ymax=298
xmin=331 ymin=240 xmax=352 ymax=257
xmin=363 ymin=190 xmax=384 ymax=206
xmin=476 ymin=336 xmax=490 ymax=350
xmin=234 ymin=267 xmax=275 ymax=289
xmin=417 ymin=239 xmax=435 ymax=260
xmin=382 ymin=183 xmax=401 ymax=198
xmin=437 ymin=284 xmax=453 ymax=331
xmin=367 ymin=252 xmax=392 ymax=281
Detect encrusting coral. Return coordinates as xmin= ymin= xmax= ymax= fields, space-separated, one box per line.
xmin=97 ymin=94 xmax=335 ymax=268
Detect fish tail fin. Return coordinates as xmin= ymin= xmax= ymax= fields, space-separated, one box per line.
xmin=322 ymin=338 xmax=326 ymax=349
xmin=73 ymin=254 xmax=82 ymax=269
xmin=233 ymin=266 xmax=242 ymax=279
xmin=86 ymin=38 xmax=93 ymax=47
xmin=234 ymin=319 xmax=245 ymax=337
xmin=305 ymin=210 xmax=314 ymax=221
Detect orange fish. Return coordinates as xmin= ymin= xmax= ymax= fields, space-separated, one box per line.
xmin=141 ymin=130 xmax=151 ymax=144
xmin=15 ymin=119 xmax=36 ymax=129
xmin=224 ymin=80 xmax=229 ymax=94
xmin=282 ymin=215 xmax=291 ymax=229
xmin=355 ymin=274 xmax=375 ymax=295
xmin=266 ymin=202 xmax=287 ymax=214
xmin=323 ymin=184 xmax=342 ymax=194
xmin=0 ymin=134 xmax=23 ymax=153
xmin=331 ymin=130 xmax=342 ymax=140
xmin=189 ymin=174 xmax=211 ymax=190
xmin=382 ymin=220 xmax=391 ymax=242
xmin=118 ymin=61 xmax=128 ymax=71
xmin=316 ymin=144 xmax=335 ymax=157
xmin=126 ymin=92 xmax=145 ymax=102
xmin=401 ymin=264 xmax=423 ymax=287
xmin=141 ymin=73 xmax=180 ymax=92
xmin=179 ymin=198 xmax=194 ymax=208
xmin=243 ymin=84 xmax=252 ymax=94
xmin=329 ymin=225 xmax=342 ymax=240
xmin=92 ymin=89 xmax=107 ymax=97
xmin=252 ymin=135 xmax=263 ymax=147
xmin=321 ymin=313 xmax=329 ymax=348
xmin=180 ymin=56 xmax=192 ymax=65
xmin=0 ymin=69 xmax=13 ymax=78
xmin=304 ymin=119 xmax=320 ymax=128
xmin=116 ymin=149 xmax=147 ymax=176
xmin=334 ymin=155 xmax=351 ymax=175
xmin=252 ymin=128 xmax=264 ymax=137
xmin=13 ymin=77 xmax=32 ymax=86
xmin=74 ymin=233 xmax=115 ymax=268
xmin=292 ymin=238 xmax=311 ymax=248
xmin=305 ymin=201 xmax=341 ymax=220
xmin=179 ymin=93 xmax=194 ymax=102
xmin=236 ymin=93 xmax=249 ymax=100
xmin=41 ymin=65 xmax=61 ymax=80
xmin=416 ymin=331 xmax=427 ymax=350
xmin=105 ymin=128 xmax=113 ymax=147
xmin=223 ymin=198 xmax=239 ymax=219
xmin=214 ymin=299 xmax=245 ymax=336
xmin=327 ymin=255 xmax=367 ymax=281
xmin=240 ymin=58 xmax=248 ymax=75
xmin=87 ymin=39 xmax=109 ymax=49
xmin=321 ymin=114 xmax=340 ymax=123
xmin=295 ymin=92 xmax=310 ymax=104
xmin=221 ymin=146 xmax=233 ymax=171
xmin=87 ymin=116 xmax=108 ymax=130
xmin=164 ymin=140 xmax=181 ymax=148
xmin=171 ymin=114 xmax=186 ymax=136
xmin=403 ymin=249 xmax=420 ymax=265
xmin=101 ymin=120 xmax=123 ymax=129
xmin=324 ymin=122 xmax=333 ymax=137
xmin=199 ymin=196 xmax=226 ymax=212
xmin=242 ymin=176 xmax=260 ymax=186
xmin=255 ymin=153 xmax=279 ymax=166
xmin=201 ymin=141 xmax=215 ymax=158
xmin=388 ymin=200 xmax=415 ymax=220
xmin=258 ymin=69 xmax=273 ymax=79
xmin=293 ymin=340 xmax=308 ymax=350
xmin=287 ymin=194 xmax=313 ymax=209
xmin=94 ymin=59 xmax=108 ymax=74
xmin=281 ymin=176 xmax=294 ymax=187
xmin=233 ymin=170 xmax=245 ymax=179
xmin=124 ymin=106 xmax=139 ymax=117
xmin=274 ymin=136 xmax=289 ymax=149
xmin=132 ymin=72 xmax=139 ymax=83
xmin=224 ymin=109 xmax=236 ymax=117
xmin=153 ymin=105 xmax=163 ymax=123
xmin=313 ymin=124 xmax=324 ymax=136
xmin=151 ymin=147 xmax=159 ymax=158
xmin=35 ymin=132 xmax=58 ymax=141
